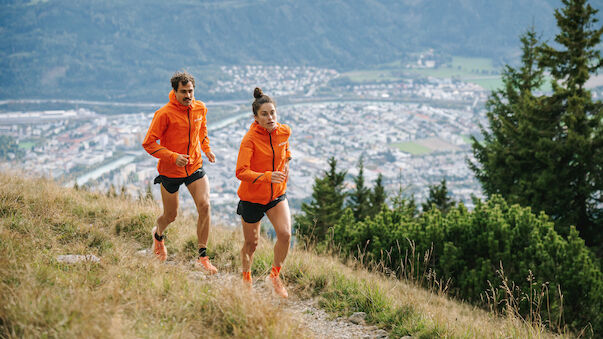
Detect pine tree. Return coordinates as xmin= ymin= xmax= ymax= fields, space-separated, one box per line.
xmin=421 ymin=179 xmax=455 ymax=215
xmin=470 ymin=28 xmax=569 ymax=229
xmin=469 ymin=28 xmax=547 ymax=201
xmin=391 ymin=170 xmax=419 ymax=218
xmin=348 ymin=157 xmax=370 ymax=221
xmin=536 ymin=0 xmax=603 ymax=246
xmin=471 ymin=0 xmax=602 ymax=252
xmin=391 ymin=188 xmax=418 ymax=219
xmin=294 ymin=157 xmax=347 ymax=245
xmin=368 ymin=173 xmax=386 ymax=218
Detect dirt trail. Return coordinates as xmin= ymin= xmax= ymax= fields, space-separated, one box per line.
xmin=139 ymin=249 xmax=390 ymax=338
xmin=202 ymin=271 xmax=390 ymax=339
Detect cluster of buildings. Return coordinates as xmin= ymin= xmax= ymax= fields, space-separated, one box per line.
xmin=348 ymin=78 xmax=487 ymax=106
xmin=210 ymin=65 xmax=339 ymax=97
xmin=0 ymin=112 xmax=149 ymax=185
xmin=181 ymin=71 xmax=491 ymax=223
xmin=197 ymin=98 xmax=486 ymax=224
xmin=0 ymin=69 xmax=492 ymax=225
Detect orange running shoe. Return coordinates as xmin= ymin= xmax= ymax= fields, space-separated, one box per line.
xmin=242 ymin=271 xmax=253 ymax=289
xmin=151 ymin=226 xmax=167 ymax=262
xmin=267 ymin=274 xmax=288 ymax=298
xmin=195 ymin=256 xmax=218 ymax=275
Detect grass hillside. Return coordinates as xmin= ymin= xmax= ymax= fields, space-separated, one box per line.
xmin=0 ymin=173 xmax=568 ymax=338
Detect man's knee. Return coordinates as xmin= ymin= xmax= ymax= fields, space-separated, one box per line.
xmin=163 ymin=211 xmax=177 ymax=224
xmin=196 ymin=197 xmax=210 ymax=213
xmin=276 ymin=228 xmax=291 ymax=243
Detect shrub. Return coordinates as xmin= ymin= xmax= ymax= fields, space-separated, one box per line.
xmin=331 ymin=195 xmax=603 ymax=334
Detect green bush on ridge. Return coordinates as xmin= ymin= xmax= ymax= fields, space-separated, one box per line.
xmin=322 ymin=195 xmax=602 ymax=334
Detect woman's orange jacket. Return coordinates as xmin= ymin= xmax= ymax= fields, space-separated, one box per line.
xmin=142 ymin=90 xmax=211 ymax=178
xmin=236 ymin=121 xmax=292 ymax=204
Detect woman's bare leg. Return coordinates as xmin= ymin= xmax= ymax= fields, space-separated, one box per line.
xmin=241 ymin=219 xmax=261 ymax=272
xmin=265 ymin=199 xmax=291 ymax=268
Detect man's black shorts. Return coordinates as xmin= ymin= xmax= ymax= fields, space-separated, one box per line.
xmin=237 ymin=194 xmax=287 ymax=223
xmin=153 ymin=167 xmax=206 ymax=194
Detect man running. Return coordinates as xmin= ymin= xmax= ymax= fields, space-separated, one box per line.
xmin=142 ymin=71 xmax=218 ymax=274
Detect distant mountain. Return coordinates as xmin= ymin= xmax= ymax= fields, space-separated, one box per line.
xmin=1 ymin=0 xmax=601 ymax=101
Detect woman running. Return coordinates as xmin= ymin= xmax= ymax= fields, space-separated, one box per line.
xmin=235 ymin=87 xmax=292 ymax=298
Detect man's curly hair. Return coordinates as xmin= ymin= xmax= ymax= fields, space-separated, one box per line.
xmin=170 ymin=71 xmax=196 ymax=91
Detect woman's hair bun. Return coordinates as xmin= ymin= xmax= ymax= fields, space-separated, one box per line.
xmin=253 ymin=87 xmax=263 ymax=99
xmin=251 ymin=87 xmax=274 ymax=115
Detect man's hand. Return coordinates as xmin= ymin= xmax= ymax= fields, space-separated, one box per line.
xmin=205 ymin=151 xmax=216 ymax=163
xmin=176 ymin=154 xmax=189 ymax=167
xmin=271 ymin=171 xmax=287 ymax=183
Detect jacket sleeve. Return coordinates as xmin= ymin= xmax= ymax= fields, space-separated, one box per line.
xmin=200 ymin=107 xmax=211 ymax=153
xmin=236 ymin=137 xmax=272 ymax=183
xmin=285 ymin=140 xmax=292 ymax=160
xmin=142 ymin=111 xmax=178 ymax=164
xmin=284 ymin=124 xmax=292 ymax=159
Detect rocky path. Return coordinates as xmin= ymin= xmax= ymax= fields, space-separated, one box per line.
xmin=285 ymin=297 xmax=390 ymax=339
xmin=135 ymin=249 xmax=393 ymax=339
xmin=59 ymin=250 xmax=396 ymax=338
xmin=188 ymin=269 xmax=390 ymax=339
xmin=128 ymin=248 xmax=395 ymax=338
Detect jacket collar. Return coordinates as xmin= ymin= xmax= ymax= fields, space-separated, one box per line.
xmin=168 ymin=90 xmax=196 ymax=111
xmin=251 ymin=121 xmax=280 ymax=135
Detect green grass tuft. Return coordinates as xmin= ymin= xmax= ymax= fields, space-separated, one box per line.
xmin=114 ymin=212 xmax=154 ymax=245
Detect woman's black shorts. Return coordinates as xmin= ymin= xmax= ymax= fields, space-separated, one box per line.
xmin=153 ymin=167 xmax=206 ymax=194
xmin=237 ymin=194 xmax=287 ymax=223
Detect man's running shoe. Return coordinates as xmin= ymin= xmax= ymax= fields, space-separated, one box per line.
xmin=195 ymin=256 xmax=218 ymax=274
xmin=266 ymin=275 xmax=288 ymax=298
xmin=151 ymin=226 xmax=167 ymax=262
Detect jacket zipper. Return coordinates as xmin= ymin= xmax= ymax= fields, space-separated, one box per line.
xmin=269 ymin=131 xmax=275 ymax=201
xmin=185 ymin=107 xmax=191 ymax=176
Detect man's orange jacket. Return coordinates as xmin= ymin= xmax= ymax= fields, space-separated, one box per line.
xmin=142 ymin=90 xmax=211 ymax=178
xmin=236 ymin=121 xmax=291 ymax=204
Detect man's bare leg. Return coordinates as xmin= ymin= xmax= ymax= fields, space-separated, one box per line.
xmin=187 ymin=176 xmax=217 ymax=274
xmin=156 ymin=185 xmax=179 ymax=235
xmin=187 ymin=175 xmax=211 ymax=248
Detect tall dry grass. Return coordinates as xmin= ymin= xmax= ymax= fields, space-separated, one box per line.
xmin=284 ymin=241 xmax=572 ymax=338
xmin=0 ymin=172 xmax=573 ymax=338
xmin=0 ymin=173 xmax=309 ymax=338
